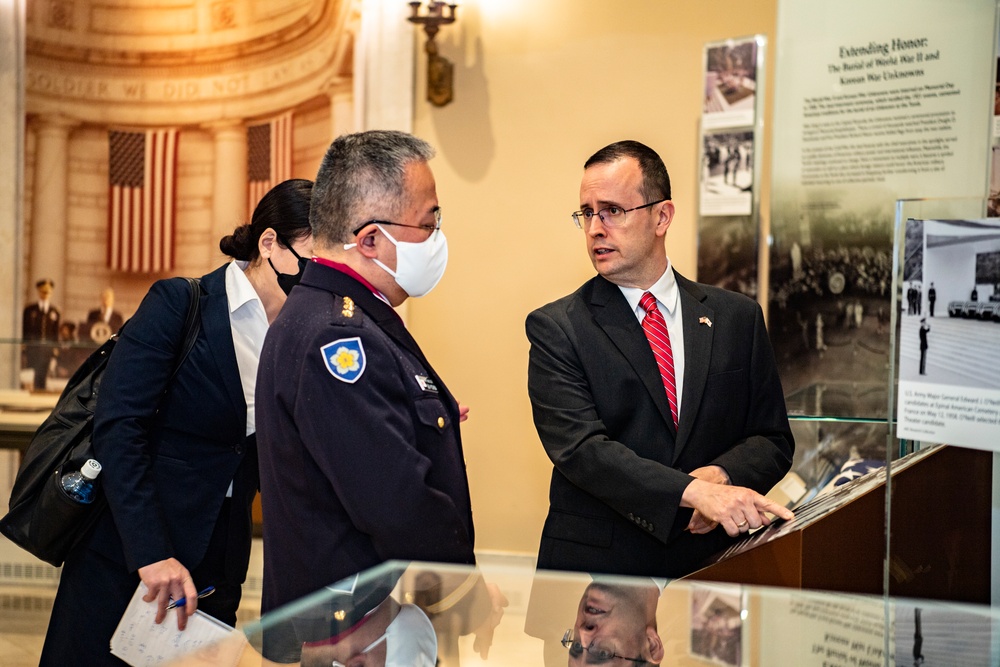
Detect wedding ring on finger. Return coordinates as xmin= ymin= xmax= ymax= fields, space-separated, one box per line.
xmin=737 ymin=520 xmax=748 ymax=528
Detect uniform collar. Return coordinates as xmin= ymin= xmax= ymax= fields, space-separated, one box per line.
xmin=312 ymin=258 xmax=389 ymax=303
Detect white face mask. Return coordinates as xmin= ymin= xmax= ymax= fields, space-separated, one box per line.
xmin=346 ymin=225 xmax=448 ymax=298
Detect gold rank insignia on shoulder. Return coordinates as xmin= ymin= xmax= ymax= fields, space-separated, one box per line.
xmin=341 ymin=296 xmax=355 ymax=318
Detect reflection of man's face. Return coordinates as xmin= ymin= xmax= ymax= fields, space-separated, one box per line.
xmin=567 ymin=582 xmax=662 ymax=665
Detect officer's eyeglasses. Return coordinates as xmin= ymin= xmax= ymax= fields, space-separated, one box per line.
xmin=351 ymin=208 xmax=442 ymax=237
xmin=571 ymin=198 xmax=667 ymax=230
xmin=561 ymin=628 xmax=647 ymax=664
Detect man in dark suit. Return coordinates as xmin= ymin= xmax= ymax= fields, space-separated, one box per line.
xmin=527 ymin=140 xmax=794 ymax=579
xmin=22 ymin=278 xmax=60 ymax=390
xmin=919 ymin=317 xmax=930 ymax=375
xmin=256 ymin=131 xmax=477 ymax=660
xmin=927 ymin=282 xmax=936 ymax=318
xmin=83 ymin=286 xmax=125 ymax=341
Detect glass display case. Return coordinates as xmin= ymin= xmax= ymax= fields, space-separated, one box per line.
xmin=146 ymin=559 xmax=999 ymax=666
xmin=0 ymin=337 xmax=100 ymax=451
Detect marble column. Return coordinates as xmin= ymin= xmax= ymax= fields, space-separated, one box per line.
xmin=29 ymin=113 xmax=77 ymax=311
xmin=329 ymin=89 xmax=355 ymax=139
xmin=0 ymin=0 xmax=25 ymax=387
xmin=357 ymin=0 xmax=414 ymax=132
xmin=207 ymin=120 xmax=247 ymax=250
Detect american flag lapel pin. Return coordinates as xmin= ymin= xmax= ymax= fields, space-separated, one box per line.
xmin=699 ymin=316 xmax=713 ymax=327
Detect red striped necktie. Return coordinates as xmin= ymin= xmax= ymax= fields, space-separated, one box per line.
xmin=639 ymin=291 xmax=678 ymax=426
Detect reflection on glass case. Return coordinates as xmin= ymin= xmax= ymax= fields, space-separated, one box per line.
xmin=152 ymin=559 xmax=999 ymax=666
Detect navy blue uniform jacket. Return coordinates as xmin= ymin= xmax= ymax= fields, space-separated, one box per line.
xmin=527 ymin=271 xmax=793 ymax=578
xmin=256 ymin=262 xmax=475 ymax=613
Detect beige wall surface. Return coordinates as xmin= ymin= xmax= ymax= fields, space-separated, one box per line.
xmin=408 ymin=0 xmax=778 ymax=553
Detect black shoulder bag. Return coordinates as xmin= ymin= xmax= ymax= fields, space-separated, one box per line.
xmin=0 ymin=277 xmax=202 ymax=566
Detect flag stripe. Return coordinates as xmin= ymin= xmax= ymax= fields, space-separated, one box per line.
xmin=248 ymin=112 xmax=294 ymax=214
xmin=108 ymin=129 xmax=178 ymax=273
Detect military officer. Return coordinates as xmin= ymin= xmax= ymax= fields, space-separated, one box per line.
xmin=256 ymin=131 xmax=475 ymax=660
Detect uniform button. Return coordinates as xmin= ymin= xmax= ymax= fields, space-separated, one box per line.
xmin=437 ymin=417 xmax=445 ymax=428
xmin=234 ymin=444 xmax=244 ymax=455
xmin=648 ymin=523 xmax=655 ymax=532
xmin=627 ymin=512 xmax=635 ymax=521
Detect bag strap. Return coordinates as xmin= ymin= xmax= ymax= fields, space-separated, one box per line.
xmin=172 ymin=277 xmax=202 ymax=380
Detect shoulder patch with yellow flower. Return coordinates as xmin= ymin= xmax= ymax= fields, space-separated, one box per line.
xmin=320 ymin=336 xmax=366 ymax=383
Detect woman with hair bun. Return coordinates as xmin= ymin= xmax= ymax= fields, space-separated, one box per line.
xmin=40 ymin=179 xmax=313 ymax=666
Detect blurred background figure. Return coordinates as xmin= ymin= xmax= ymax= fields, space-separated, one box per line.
xmin=52 ymin=321 xmax=92 ymax=383
xmin=84 ymin=287 xmax=125 ymax=342
xmin=22 ymin=278 xmax=60 ymax=391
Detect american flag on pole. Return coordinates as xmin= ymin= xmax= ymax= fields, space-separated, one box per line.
xmin=247 ymin=112 xmax=294 ymax=213
xmin=108 ymin=129 xmax=179 ymax=273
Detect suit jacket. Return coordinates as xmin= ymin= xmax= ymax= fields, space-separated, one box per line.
xmin=257 ymin=261 xmax=475 ymax=615
xmin=527 ymin=271 xmax=793 ymax=578
xmin=87 ymin=264 xmax=258 ymax=576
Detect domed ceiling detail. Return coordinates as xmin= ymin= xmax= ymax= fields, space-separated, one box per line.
xmin=26 ymin=0 xmax=359 ymax=124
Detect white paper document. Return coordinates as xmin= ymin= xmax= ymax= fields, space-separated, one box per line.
xmin=110 ymin=583 xmax=245 ymax=667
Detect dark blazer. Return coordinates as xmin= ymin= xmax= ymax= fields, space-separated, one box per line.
xmin=40 ymin=265 xmax=258 ymax=666
xmin=257 ymin=262 xmax=475 ymax=617
xmin=90 ymin=264 xmax=256 ymax=574
xmin=527 ymin=271 xmax=793 ymax=578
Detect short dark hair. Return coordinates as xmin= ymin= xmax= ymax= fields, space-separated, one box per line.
xmin=584 ymin=140 xmax=671 ymax=202
xmin=36 ymin=278 xmax=54 ymax=289
xmin=310 ymin=130 xmax=435 ymax=245
xmin=219 ymin=178 xmax=313 ymax=261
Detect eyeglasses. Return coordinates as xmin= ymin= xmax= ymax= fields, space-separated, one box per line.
xmin=351 ymin=208 xmax=442 ymax=237
xmin=571 ymin=198 xmax=668 ymax=230
xmin=561 ymin=629 xmax=646 ymax=663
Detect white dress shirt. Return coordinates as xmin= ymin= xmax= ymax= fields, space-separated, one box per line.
xmin=224 ymin=261 xmax=269 ymax=495
xmin=617 ymin=259 xmax=686 ymax=420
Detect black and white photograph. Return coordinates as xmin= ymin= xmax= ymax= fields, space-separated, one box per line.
xmin=767 ymin=204 xmax=894 ymax=418
xmin=689 ymin=584 xmax=744 ymax=667
xmin=893 ymin=604 xmax=995 ymax=667
xmin=897 ymin=218 xmax=1000 ymax=451
xmin=703 ymin=37 xmax=759 ymax=129
xmin=899 ymin=218 xmax=1000 ymax=388
xmin=697 ymin=216 xmax=757 ymax=298
xmin=700 ymin=130 xmax=754 ymax=217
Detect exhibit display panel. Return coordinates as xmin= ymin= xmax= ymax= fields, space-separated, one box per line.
xmin=147 ymin=559 xmax=1000 ymax=667
xmin=888 ymin=196 xmax=1000 ymax=608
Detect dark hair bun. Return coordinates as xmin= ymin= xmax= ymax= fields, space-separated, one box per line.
xmin=219 ymin=223 xmax=254 ymax=260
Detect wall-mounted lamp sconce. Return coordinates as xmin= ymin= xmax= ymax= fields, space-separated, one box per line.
xmin=407 ymin=1 xmax=458 ymax=106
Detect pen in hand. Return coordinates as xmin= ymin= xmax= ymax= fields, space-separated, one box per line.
xmin=166 ymin=586 xmax=215 ymax=611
